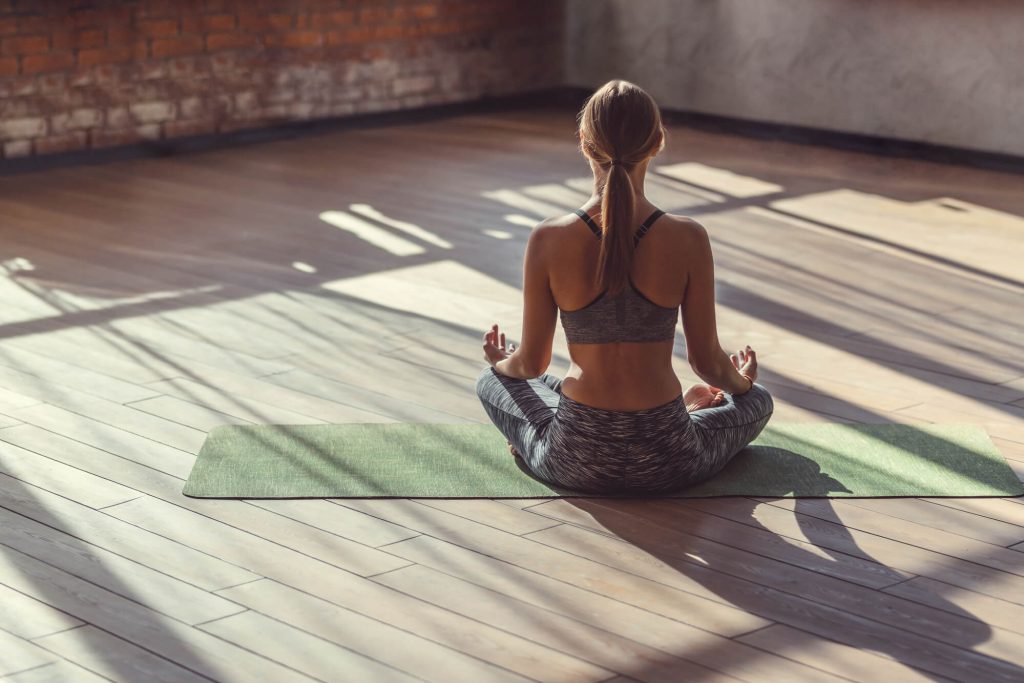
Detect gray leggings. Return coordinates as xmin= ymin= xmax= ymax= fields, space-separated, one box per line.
xmin=475 ymin=366 xmax=774 ymax=494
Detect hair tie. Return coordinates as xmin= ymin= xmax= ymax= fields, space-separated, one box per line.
xmin=610 ymin=158 xmax=623 ymax=166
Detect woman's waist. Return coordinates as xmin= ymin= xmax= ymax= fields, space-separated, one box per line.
xmin=560 ymin=369 xmax=682 ymax=413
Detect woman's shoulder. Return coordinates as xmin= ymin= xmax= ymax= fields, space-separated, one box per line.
xmin=533 ymin=210 xmax=708 ymax=249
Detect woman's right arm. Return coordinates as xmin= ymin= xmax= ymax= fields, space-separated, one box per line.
xmin=680 ymin=220 xmax=757 ymax=394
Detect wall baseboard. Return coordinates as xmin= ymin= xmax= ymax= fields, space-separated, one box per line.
xmin=3 ymin=85 xmax=1021 ymax=176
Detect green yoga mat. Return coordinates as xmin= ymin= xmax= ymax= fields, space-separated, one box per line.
xmin=182 ymin=422 xmax=1023 ymax=498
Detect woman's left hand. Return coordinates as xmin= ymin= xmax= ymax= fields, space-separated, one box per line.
xmin=483 ymin=323 xmax=516 ymax=366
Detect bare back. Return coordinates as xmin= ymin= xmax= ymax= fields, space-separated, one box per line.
xmin=546 ymin=205 xmax=702 ymax=410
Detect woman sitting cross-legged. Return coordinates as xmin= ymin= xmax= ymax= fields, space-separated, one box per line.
xmin=475 ymin=79 xmax=773 ymax=495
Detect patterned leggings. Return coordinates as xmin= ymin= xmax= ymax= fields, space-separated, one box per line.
xmin=475 ymin=366 xmax=774 ymax=494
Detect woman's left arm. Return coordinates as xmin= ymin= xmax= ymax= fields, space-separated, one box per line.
xmin=489 ymin=225 xmax=557 ymax=379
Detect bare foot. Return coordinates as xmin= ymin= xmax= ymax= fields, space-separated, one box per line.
xmin=683 ymin=383 xmax=725 ymax=412
xmin=508 ymin=442 xmax=522 ymax=459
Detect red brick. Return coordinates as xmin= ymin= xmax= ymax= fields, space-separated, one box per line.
xmin=412 ymin=3 xmax=441 ymax=20
xmin=359 ymin=7 xmax=391 ymax=23
xmin=180 ymin=15 xmax=201 ymax=34
xmin=373 ymin=25 xmax=407 ymax=40
xmin=107 ymin=25 xmax=134 ymax=46
xmin=2 ymin=35 xmax=49 ymax=56
xmin=202 ymin=14 xmax=236 ymax=31
xmin=138 ymin=19 xmax=180 ymax=38
xmin=22 ymin=53 xmax=75 ymax=74
xmin=34 ymin=131 xmax=88 ymax=155
xmin=152 ymin=35 xmax=204 ymax=59
xmin=17 ymin=16 xmax=51 ymax=33
xmin=206 ymin=32 xmax=259 ymax=51
xmin=90 ymin=128 xmax=144 ymax=149
xmin=239 ymin=12 xmax=293 ymax=31
xmin=0 ymin=56 xmax=15 ymax=77
xmin=70 ymin=9 xmax=103 ymax=29
xmin=0 ymin=17 xmax=17 ymax=35
xmin=164 ymin=119 xmax=216 ymax=138
xmin=265 ymin=30 xmax=323 ymax=49
xmin=77 ymin=46 xmax=133 ymax=68
xmin=51 ymin=29 xmax=106 ymax=51
xmin=298 ymin=10 xmax=355 ymax=30
xmin=268 ymin=14 xmax=295 ymax=30
xmin=326 ymin=26 xmax=375 ymax=45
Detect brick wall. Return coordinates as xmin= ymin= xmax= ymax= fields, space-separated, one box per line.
xmin=0 ymin=0 xmax=565 ymax=159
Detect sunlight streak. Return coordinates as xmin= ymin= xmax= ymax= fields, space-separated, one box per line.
xmin=348 ymin=203 xmax=453 ymax=249
xmin=319 ymin=210 xmax=425 ymax=257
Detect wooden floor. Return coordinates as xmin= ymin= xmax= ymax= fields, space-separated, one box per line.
xmin=0 ymin=103 xmax=1023 ymax=683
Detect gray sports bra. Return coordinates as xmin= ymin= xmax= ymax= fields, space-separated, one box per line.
xmin=559 ymin=208 xmax=679 ymax=344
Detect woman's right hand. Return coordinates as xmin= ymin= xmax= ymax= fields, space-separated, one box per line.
xmin=731 ymin=345 xmax=758 ymax=384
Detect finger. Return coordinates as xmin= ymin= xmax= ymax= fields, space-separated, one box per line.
xmin=730 ymin=353 xmax=738 ymax=368
xmin=499 ymin=332 xmax=505 ymax=349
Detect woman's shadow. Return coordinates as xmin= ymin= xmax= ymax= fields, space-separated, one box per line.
xmin=554 ymin=448 xmax=1024 ymax=682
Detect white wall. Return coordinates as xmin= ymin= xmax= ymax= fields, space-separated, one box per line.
xmin=566 ymin=0 xmax=1024 ymax=156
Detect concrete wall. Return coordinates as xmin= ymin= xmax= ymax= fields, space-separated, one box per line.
xmin=566 ymin=0 xmax=1024 ymax=157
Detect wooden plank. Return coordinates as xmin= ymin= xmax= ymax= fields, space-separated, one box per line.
xmin=522 ymin=519 xmax=1024 ymax=669
xmin=415 ymin=498 xmax=563 ymax=535
xmin=0 ymin=386 xmax=43 ymax=414
xmin=0 ymin=506 xmax=246 ymax=625
xmin=283 ymin=349 xmax=485 ymax=420
xmin=682 ymin=498 xmax=1024 ymax=604
xmin=0 ymin=425 xmax=407 ymax=577
xmin=0 ymin=473 xmax=258 ymax=592
xmin=248 ymin=499 xmax=419 ymax=548
xmin=140 ymin=377 xmax=330 ymax=426
xmin=10 ymin=400 xmax=206 ymax=457
xmin=0 ymin=546 xmax=314 ymax=682
xmin=373 ymin=563 xmax=827 ymax=682
xmin=920 ymin=496 xmax=1024 ymax=535
xmin=2 ymin=660 xmax=111 ymax=683
xmin=262 ymin=368 xmax=476 ymax=423
xmin=332 ymin=498 xmax=769 ymax=636
xmin=761 ymin=497 xmax=1024 ymax=577
xmin=105 ymin=496 xmax=411 ymax=579
xmin=0 ymin=584 xmax=83 ymax=639
xmin=831 ymin=497 xmax=1024 ymax=547
xmin=122 ymin=394 xmax=254 ymax=431
xmin=378 ymin=534 xmax=920 ymax=682
xmin=0 ymin=344 xmax=158 ymax=404
xmin=0 ymin=628 xmax=57 ymax=677
xmin=144 ymin=364 xmax=397 ymax=423
xmin=199 ymin=610 xmax=423 ymax=683
xmin=525 ymin=499 xmax=911 ymax=589
xmin=736 ymin=624 xmax=940 ymax=683
xmin=0 ymin=438 xmax=138 ymax=509
xmin=2 ymin=409 xmax=195 ymax=479
xmin=91 ymin=318 xmax=297 ymax=378
xmin=883 ymin=576 xmax=1024 ymax=636
xmin=217 ymin=579 xmax=578 ymax=683
xmin=33 ymin=625 xmax=209 ymax=683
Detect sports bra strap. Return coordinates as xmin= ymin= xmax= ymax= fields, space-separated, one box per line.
xmin=573 ymin=208 xmax=603 ymax=238
xmin=573 ymin=208 xmax=665 ymax=246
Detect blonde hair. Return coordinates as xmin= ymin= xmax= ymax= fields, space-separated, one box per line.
xmin=576 ymin=80 xmax=666 ymax=295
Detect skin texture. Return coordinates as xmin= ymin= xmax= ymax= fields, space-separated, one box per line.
xmin=482 ymin=143 xmax=757 ymax=413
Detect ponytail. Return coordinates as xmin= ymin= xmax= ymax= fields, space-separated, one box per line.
xmin=596 ymin=161 xmax=636 ymax=295
xmin=576 ymin=79 xmax=666 ymax=296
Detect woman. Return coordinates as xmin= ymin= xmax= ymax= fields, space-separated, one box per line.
xmin=475 ymin=79 xmax=773 ymax=495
